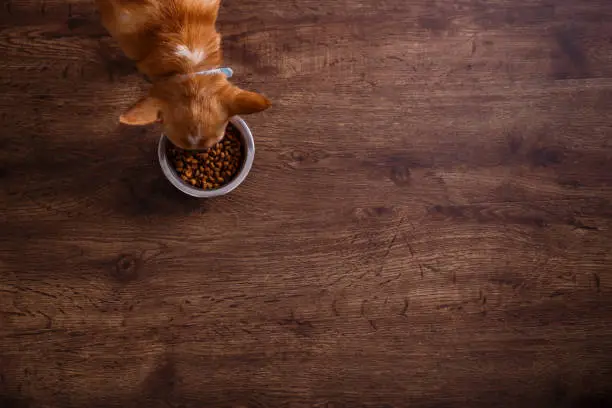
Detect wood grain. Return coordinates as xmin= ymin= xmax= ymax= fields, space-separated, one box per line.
xmin=1 ymin=0 xmax=612 ymax=407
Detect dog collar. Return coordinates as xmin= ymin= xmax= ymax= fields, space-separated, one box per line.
xmin=176 ymin=67 xmax=233 ymax=80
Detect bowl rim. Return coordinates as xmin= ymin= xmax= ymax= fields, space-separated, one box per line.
xmin=158 ymin=116 xmax=255 ymax=198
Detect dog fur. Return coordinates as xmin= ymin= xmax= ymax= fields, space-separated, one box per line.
xmin=96 ymin=0 xmax=271 ymax=149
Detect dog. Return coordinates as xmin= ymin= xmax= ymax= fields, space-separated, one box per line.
xmin=96 ymin=0 xmax=271 ymax=150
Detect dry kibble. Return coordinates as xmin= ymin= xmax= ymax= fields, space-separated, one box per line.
xmin=168 ymin=123 xmax=244 ymax=191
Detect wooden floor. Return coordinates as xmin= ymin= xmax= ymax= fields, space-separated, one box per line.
xmin=2 ymin=0 xmax=612 ymax=407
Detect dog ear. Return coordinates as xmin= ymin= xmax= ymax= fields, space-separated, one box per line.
xmin=120 ymin=96 xmax=162 ymax=125
xmin=224 ymin=88 xmax=271 ymax=116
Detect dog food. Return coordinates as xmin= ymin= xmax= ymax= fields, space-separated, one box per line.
xmin=168 ymin=123 xmax=243 ymax=190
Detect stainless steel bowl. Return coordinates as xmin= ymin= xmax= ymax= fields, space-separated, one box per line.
xmin=158 ymin=116 xmax=255 ymax=198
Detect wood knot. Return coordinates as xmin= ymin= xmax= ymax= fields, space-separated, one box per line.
xmin=529 ymin=146 xmax=564 ymax=167
xmin=390 ymin=165 xmax=411 ymax=186
xmin=113 ymin=254 xmax=140 ymax=282
xmin=291 ymin=150 xmax=306 ymax=162
xmin=285 ymin=150 xmax=329 ymax=168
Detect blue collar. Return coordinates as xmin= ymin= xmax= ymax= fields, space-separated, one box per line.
xmin=177 ymin=67 xmax=233 ymax=80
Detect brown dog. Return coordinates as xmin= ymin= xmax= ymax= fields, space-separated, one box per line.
xmin=96 ymin=0 xmax=271 ymax=150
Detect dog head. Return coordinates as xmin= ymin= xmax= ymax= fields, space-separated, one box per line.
xmin=119 ymin=74 xmax=270 ymax=150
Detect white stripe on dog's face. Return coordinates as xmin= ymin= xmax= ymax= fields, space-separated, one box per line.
xmin=175 ymin=45 xmax=206 ymax=65
xmin=187 ymin=122 xmax=203 ymax=148
xmin=187 ymin=134 xmax=200 ymax=147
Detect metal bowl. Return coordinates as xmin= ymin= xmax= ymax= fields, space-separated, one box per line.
xmin=158 ymin=116 xmax=255 ymax=198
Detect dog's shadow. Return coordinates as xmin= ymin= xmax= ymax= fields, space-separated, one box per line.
xmin=3 ymin=124 xmax=208 ymax=220
xmin=96 ymin=37 xmax=151 ymax=84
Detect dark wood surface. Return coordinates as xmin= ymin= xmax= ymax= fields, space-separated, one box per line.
xmin=1 ymin=0 xmax=612 ymax=407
